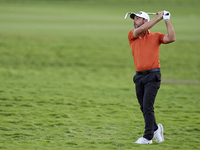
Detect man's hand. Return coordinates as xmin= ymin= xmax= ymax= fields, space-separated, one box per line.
xmin=163 ymin=10 xmax=171 ymax=20
xmin=157 ymin=11 xmax=164 ymax=21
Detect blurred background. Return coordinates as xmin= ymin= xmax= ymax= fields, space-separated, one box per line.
xmin=0 ymin=0 xmax=199 ymax=83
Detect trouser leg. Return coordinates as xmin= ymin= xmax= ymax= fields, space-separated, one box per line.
xmin=142 ymin=81 xmax=159 ymax=140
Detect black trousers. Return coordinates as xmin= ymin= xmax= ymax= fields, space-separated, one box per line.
xmin=133 ymin=71 xmax=161 ymax=140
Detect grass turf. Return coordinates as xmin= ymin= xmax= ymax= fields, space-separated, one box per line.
xmin=0 ymin=0 xmax=200 ymax=149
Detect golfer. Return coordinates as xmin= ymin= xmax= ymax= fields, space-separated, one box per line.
xmin=128 ymin=11 xmax=175 ymax=144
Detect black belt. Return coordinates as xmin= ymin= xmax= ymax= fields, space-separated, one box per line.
xmin=136 ymin=68 xmax=160 ymax=75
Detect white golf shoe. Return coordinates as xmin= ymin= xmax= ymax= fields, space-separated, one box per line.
xmin=135 ymin=137 xmax=152 ymax=144
xmin=154 ymin=123 xmax=164 ymax=143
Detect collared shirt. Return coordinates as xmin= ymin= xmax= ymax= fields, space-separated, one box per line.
xmin=128 ymin=30 xmax=166 ymax=71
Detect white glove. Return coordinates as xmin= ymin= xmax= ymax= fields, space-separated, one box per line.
xmin=163 ymin=10 xmax=171 ymax=20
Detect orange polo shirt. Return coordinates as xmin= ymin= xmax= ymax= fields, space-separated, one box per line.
xmin=128 ymin=30 xmax=166 ymax=71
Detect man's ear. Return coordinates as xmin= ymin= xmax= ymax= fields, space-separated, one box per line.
xmin=144 ymin=19 xmax=148 ymax=23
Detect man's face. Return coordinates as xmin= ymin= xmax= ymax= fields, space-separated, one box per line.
xmin=134 ymin=16 xmax=145 ymax=29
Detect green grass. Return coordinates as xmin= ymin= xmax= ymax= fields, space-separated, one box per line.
xmin=0 ymin=0 xmax=200 ymax=149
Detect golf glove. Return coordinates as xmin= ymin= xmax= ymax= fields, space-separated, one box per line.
xmin=163 ymin=10 xmax=170 ymax=20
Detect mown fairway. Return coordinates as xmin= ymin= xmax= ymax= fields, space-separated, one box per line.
xmin=0 ymin=0 xmax=200 ymax=149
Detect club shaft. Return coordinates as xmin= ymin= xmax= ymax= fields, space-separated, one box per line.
xmin=124 ymin=12 xmax=158 ymax=20
xmin=148 ymin=13 xmax=158 ymax=15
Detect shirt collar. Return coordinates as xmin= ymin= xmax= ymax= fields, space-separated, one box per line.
xmin=146 ymin=30 xmax=150 ymax=34
xmin=140 ymin=30 xmax=150 ymax=38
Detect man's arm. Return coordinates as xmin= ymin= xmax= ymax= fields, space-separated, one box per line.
xmin=133 ymin=12 xmax=163 ymax=38
xmin=163 ymin=19 xmax=176 ymax=43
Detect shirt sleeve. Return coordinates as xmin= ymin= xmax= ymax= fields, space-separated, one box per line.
xmin=128 ymin=30 xmax=135 ymax=44
xmin=158 ymin=33 xmax=166 ymax=44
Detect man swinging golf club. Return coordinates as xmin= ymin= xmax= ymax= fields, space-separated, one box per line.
xmin=127 ymin=11 xmax=175 ymax=144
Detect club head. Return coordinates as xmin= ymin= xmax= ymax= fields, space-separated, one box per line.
xmin=124 ymin=12 xmax=131 ymax=20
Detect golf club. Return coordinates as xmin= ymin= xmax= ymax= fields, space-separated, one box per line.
xmin=124 ymin=12 xmax=158 ymax=20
